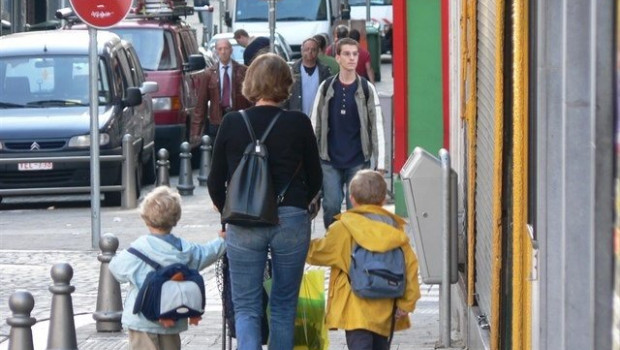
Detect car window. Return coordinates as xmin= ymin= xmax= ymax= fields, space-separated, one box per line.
xmin=108 ymin=28 xmax=177 ymax=71
xmin=117 ymin=48 xmax=137 ymax=88
xmin=0 ymin=55 xmax=110 ymax=106
xmin=179 ymin=30 xmax=199 ymax=62
xmin=123 ymin=45 xmax=144 ymax=85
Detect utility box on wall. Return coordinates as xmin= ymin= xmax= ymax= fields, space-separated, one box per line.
xmin=400 ymin=147 xmax=458 ymax=284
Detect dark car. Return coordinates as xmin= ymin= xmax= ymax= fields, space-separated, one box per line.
xmin=65 ymin=4 xmax=210 ymax=172
xmin=0 ymin=30 xmax=157 ymax=205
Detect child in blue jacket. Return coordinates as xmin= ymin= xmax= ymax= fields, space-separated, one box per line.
xmin=110 ymin=186 xmax=225 ymax=350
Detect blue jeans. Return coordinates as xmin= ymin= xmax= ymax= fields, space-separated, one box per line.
xmin=226 ymin=206 xmax=310 ymax=350
xmin=321 ymin=161 xmax=369 ymax=229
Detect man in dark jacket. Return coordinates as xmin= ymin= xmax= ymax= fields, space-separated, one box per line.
xmin=284 ymin=37 xmax=331 ymax=116
xmin=192 ymin=39 xmax=252 ymax=141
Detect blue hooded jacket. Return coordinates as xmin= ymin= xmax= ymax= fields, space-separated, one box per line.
xmin=109 ymin=234 xmax=225 ymax=334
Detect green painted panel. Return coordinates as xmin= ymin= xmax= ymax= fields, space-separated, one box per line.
xmin=407 ymin=0 xmax=443 ymax=155
xmin=395 ymin=0 xmax=444 ymax=217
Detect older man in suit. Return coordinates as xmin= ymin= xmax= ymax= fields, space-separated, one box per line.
xmin=192 ymin=39 xmax=252 ymax=143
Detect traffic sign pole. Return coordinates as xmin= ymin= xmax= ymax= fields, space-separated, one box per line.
xmin=69 ymin=0 xmax=132 ymax=248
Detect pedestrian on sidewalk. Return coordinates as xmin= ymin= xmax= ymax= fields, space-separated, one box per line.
xmin=348 ymin=29 xmax=376 ymax=84
xmin=284 ymin=37 xmax=331 ymax=116
xmin=306 ymin=169 xmax=421 ymax=350
xmin=207 ymin=53 xmax=322 ymax=350
xmin=310 ymin=37 xmax=386 ymax=229
xmin=192 ymin=38 xmax=252 ymax=142
xmin=234 ymin=29 xmax=270 ymax=66
xmin=109 ymin=186 xmax=226 ymax=350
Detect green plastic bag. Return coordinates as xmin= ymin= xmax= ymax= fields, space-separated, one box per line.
xmin=264 ymin=270 xmax=329 ymax=350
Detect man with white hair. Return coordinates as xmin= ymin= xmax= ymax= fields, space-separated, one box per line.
xmin=192 ymin=39 xmax=251 ymax=141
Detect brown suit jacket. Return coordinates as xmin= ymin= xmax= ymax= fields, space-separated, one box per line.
xmin=192 ymin=60 xmax=252 ymax=143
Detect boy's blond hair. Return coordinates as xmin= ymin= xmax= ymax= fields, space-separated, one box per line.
xmin=349 ymin=169 xmax=386 ymax=205
xmin=139 ymin=186 xmax=182 ymax=232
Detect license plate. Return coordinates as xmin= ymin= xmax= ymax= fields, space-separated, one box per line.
xmin=18 ymin=162 xmax=53 ymax=171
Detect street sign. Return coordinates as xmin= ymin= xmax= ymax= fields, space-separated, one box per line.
xmin=69 ymin=0 xmax=132 ymax=29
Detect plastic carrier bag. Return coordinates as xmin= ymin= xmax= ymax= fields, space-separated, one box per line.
xmin=265 ymin=269 xmax=328 ymax=350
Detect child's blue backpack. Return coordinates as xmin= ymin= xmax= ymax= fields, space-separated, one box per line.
xmin=349 ymin=214 xmax=406 ymax=299
xmin=128 ymin=248 xmax=206 ymax=322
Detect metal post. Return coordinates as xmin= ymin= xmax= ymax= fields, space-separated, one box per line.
xmin=268 ymin=0 xmax=276 ymax=53
xmin=7 ymin=291 xmax=36 ymax=350
xmin=366 ymin=0 xmax=371 ymax=23
xmin=439 ymin=148 xmax=451 ymax=347
xmin=93 ymin=233 xmax=123 ymax=332
xmin=47 ymin=263 xmax=78 ymax=350
xmin=197 ymin=135 xmax=212 ymax=186
xmin=156 ymin=148 xmax=171 ymax=187
xmin=121 ymin=134 xmax=137 ymax=209
xmin=219 ymin=0 xmax=224 ymax=32
xmin=89 ymin=27 xmax=101 ymax=250
xmin=177 ymin=142 xmax=195 ymax=196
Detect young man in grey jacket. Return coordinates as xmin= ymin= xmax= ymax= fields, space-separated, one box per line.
xmin=310 ymin=38 xmax=386 ymax=229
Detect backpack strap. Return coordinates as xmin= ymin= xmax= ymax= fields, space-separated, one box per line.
xmin=239 ymin=110 xmax=282 ymax=144
xmin=127 ymin=247 xmax=161 ymax=270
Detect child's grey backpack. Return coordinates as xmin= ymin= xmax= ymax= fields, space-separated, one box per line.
xmin=349 ymin=213 xmax=406 ymax=299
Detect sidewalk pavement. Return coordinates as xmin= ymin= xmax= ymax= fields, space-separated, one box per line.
xmin=0 ymin=181 xmax=463 ymax=349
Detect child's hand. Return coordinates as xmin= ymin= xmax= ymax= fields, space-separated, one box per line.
xmin=395 ymin=308 xmax=408 ymax=319
xmin=218 ymin=229 xmax=226 ymax=239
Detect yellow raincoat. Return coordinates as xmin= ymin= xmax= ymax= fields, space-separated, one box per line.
xmin=306 ymin=205 xmax=421 ymax=338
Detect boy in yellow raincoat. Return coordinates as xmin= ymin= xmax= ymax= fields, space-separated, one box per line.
xmin=307 ymin=169 xmax=421 ymax=349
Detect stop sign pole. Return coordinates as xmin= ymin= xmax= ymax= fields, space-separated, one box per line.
xmin=69 ymin=0 xmax=132 ymax=248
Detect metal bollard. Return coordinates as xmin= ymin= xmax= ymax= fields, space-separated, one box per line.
xmin=7 ymin=290 xmax=36 ymax=350
xmin=47 ymin=263 xmax=78 ymax=350
xmin=156 ymin=148 xmax=171 ymax=187
xmin=197 ymin=135 xmax=212 ymax=186
xmin=122 ymin=134 xmax=137 ymax=209
xmin=177 ymin=142 xmax=195 ymax=196
xmin=93 ymin=233 xmax=123 ymax=332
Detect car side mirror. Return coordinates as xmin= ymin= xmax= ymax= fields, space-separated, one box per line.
xmin=184 ymin=54 xmax=206 ymax=72
xmin=140 ymin=81 xmax=159 ymax=95
xmin=123 ymin=87 xmax=142 ymax=107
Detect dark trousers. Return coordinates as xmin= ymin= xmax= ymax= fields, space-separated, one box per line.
xmin=345 ymin=329 xmax=390 ymax=350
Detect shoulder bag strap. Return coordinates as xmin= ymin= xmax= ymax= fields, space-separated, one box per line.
xmin=277 ymin=161 xmax=302 ymax=203
xmin=239 ymin=110 xmax=257 ymax=143
xmin=127 ymin=247 xmax=161 ymax=270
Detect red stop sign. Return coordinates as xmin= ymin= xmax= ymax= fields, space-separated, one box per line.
xmin=69 ymin=0 xmax=132 ymax=29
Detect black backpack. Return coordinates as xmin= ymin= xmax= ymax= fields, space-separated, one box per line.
xmin=221 ymin=111 xmax=282 ymax=226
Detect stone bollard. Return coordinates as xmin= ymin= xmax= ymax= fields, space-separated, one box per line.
xmin=197 ymin=135 xmax=212 ymax=186
xmin=156 ymin=148 xmax=171 ymax=187
xmin=93 ymin=233 xmax=123 ymax=332
xmin=7 ymin=290 xmax=36 ymax=350
xmin=177 ymin=141 xmax=195 ymax=196
xmin=47 ymin=263 xmax=78 ymax=350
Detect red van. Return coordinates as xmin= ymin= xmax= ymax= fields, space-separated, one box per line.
xmin=66 ymin=4 xmax=209 ymax=172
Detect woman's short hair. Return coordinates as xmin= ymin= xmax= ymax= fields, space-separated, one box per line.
xmin=349 ymin=169 xmax=386 ymax=205
xmin=139 ymin=186 xmax=182 ymax=232
xmin=242 ymin=53 xmax=293 ymax=103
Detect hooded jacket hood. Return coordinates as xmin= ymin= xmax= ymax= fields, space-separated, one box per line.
xmin=338 ymin=205 xmax=409 ymax=252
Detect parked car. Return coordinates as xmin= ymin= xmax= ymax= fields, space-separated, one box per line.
xmin=63 ymin=4 xmax=210 ymax=172
xmin=0 ymin=30 xmax=157 ymax=205
xmin=205 ymin=31 xmax=294 ymax=65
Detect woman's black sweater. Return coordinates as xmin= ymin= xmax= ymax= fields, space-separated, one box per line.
xmin=207 ymin=105 xmax=323 ymax=213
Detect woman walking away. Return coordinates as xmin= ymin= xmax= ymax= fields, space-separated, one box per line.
xmin=207 ymin=53 xmax=323 ymax=350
